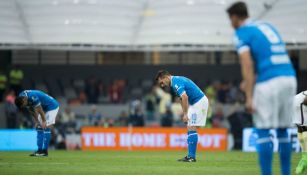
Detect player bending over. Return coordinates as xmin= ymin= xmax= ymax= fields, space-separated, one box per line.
xmin=293 ymin=90 xmax=307 ymax=174
xmin=155 ymin=70 xmax=208 ymax=162
xmin=227 ymin=2 xmax=297 ymax=175
xmin=15 ymin=90 xmax=59 ymax=157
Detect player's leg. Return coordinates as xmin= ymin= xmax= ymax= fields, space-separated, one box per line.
xmin=253 ymin=83 xmax=276 ymax=175
xmin=256 ymin=129 xmax=273 ymax=175
xmin=187 ymin=125 xmax=198 ymax=160
xmin=42 ymin=107 xmax=59 ymax=156
xmin=178 ymin=97 xmax=208 ymax=162
xmin=29 ymin=126 xmax=44 ymax=156
xmin=276 ymin=128 xmax=291 ymax=175
xmin=277 ymin=77 xmax=297 ymax=175
xmin=296 ymin=125 xmax=307 ymax=174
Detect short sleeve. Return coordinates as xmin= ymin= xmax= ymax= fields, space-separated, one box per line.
xmin=234 ymin=29 xmax=250 ymax=54
xmin=174 ymin=83 xmax=185 ymax=97
xmin=30 ymin=95 xmax=41 ymax=107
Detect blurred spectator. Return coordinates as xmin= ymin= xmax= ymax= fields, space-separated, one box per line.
xmin=78 ymin=90 xmax=87 ymax=104
xmin=211 ymin=105 xmax=224 ymax=128
xmin=144 ymin=87 xmax=156 ymax=121
xmin=85 ymin=76 xmax=99 ymax=104
xmin=61 ymin=107 xmax=76 ymax=124
xmin=217 ymin=81 xmax=229 ymax=103
xmin=109 ymin=81 xmax=122 ymax=103
xmin=0 ymin=70 xmax=7 ymax=102
xmin=88 ymin=105 xmax=102 ymax=126
xmin=155 ymin=87 xmax=172 ymax=117
xmin=4 ymin=90 xmax=17 ymax=128
xmin=9 ymin=65 xmax=24 ymax=95
xmin=129 ymin=99 xmax=144 ymax=126
xmin=60 ymin=107 xmax=76 ymax=133
xmin=116 ymin=111 xmax=129 ymax=126
xmin=171 ymin=97 xmax=183 ymax=124
xmin=161 ymin=105 xmax=173 ymax=127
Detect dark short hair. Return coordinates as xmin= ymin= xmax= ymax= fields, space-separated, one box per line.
xmin=15 ymin=96 xmax=25 ymax=109
xmin=226 ymin=1 xmax=249 ymax=19
xmin=155 ymin=70 xmax=171 ymax=81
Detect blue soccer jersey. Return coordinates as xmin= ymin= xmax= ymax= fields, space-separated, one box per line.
xmin=171 ymin=76 xmax=205 ymax=105
xmin=18 ymin=90 xmax=59 ymax=112
xmin=234 ymin=20 xmax=296 ymax=83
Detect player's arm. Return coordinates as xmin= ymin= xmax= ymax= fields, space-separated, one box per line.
xmin=34 ymin=105 xmax=47 ymax=128
xmin=239 ymin=49 xmax=255 ymax=112
xmin=29 ymin=107 xmax=39 ymax=124
xmin=180 ymin=92 xmax=189 ymax=122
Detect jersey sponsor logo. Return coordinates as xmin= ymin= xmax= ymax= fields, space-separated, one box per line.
xmin=270 ymin=55 xmax=290 ymax=64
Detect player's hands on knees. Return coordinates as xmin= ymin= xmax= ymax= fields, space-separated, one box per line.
xmin=41 ymin=121 xmax=47 ymax=129
xmin=182 ymin=114 xmax=189 ymax=123
xmin=245 ymin=98 xmax=254 ymax=113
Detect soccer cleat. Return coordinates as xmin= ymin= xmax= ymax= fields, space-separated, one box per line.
xmin=29 ymin=150 xmax=43 ymax=157
xmin=29 ymin=150 xmax=48 ymax=157
xmin=177 ymin=156 xmax=196 ymax=162
xmin=296 ymin=159 xmax=307 ymax=174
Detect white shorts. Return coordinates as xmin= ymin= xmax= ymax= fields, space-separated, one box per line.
xmin=187 ymin=96 xmax=209 ymax=126
xmin=253 ymin=76 xmax=297 ymax=128
xmin=38 ymin=107 xmax=59 ymax=127
xmin=293 ymin=91 xmax=307 ymax=126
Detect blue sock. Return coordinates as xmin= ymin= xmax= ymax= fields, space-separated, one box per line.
xmin=36 ymin=127 xmax=44 ymax=151
xmin=256 ymin=129 xmax=273 ymax=175
xmin=187 ymin=131 xmax=198 ymax=159
xmin=277 ymin=128 xmax=291 ymax=175
xmin=42 ymin=128 xmax=51 ymax=151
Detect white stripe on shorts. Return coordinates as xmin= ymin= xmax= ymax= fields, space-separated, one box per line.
xmin=256 ymin=137 xmax=272 ymax=144
xmin=188 ymin=133 xmax=198 ymax=137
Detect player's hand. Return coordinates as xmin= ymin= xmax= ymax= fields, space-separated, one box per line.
xmin=34 ymin=122 xmax=39 ymax=128
xmin=41 ymin=121 xmax=47 ymax=129
xmin=182 ymin=115 xmax=189 ymax=123
xmin=245 ymin=98 xmax=254 ymax=113
xmin=240 ymin=81 xmax=246 ymax=91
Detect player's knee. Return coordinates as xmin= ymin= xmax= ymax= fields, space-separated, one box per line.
xmin=187 ymin=126 xmax=197 ymax=131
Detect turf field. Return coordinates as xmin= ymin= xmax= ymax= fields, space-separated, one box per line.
xmin=0 ymin=151 xmax=301 ymax=175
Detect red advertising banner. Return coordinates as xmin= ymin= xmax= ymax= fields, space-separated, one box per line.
xmin=81 ymin=127 xmax=227 ymax=151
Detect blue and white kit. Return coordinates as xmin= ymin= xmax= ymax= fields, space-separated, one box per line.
xmin=171 ymin=76 xmax=208 ymax=126
xmin=19 ymin=90 xmax=59 ymax=126
xmin=235 ymin=20 xmax=297 ymax=128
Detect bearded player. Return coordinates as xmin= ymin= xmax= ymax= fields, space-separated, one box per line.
xmin=293 ymin=90 xmax=307 ymax=174
xmin=155 ymin=70 xmax=209 ymax=162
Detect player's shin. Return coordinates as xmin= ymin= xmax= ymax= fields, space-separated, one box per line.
xmin=187 ymin=131 xmax=198 ymax=159
xmin=277 ymin=128 xmax=291 ymax=175
xmin=36 ymin=127 xmax=44 ymax=151
xmin=42 ymin=128 xmax=51 ymax=152
xmin=256 ymin=129 xmax=273 ymax=175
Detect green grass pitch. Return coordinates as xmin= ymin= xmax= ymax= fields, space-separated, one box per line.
xmin=0 ymin=151 xmax=301 ymax=175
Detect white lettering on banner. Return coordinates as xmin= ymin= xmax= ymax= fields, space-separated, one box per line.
xmin=120 ymin=133 xmax=167 ymax=147
xmin=198 ymin=134 xmax=225 ymax=148
xmin=169 ymin=134 xmax=186 ymax=147
xmin=82 ymin=133 xmax=116 ymax=147
xmin=83 ymin=133 xmax=92 ymax=146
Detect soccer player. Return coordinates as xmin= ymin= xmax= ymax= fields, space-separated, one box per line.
xmin=226 ymin=2 xmax=297 ymax=175
xmin=155 ymin=70 xmax=209 ymax=162
xmin=293 ymin=90 xmax=307 ymax=174
xmin=15 ymin=90 xmax=59 ymax=156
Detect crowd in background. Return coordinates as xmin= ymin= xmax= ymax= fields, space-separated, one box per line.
xmin=0 ymin=66 xmax=254 ymax=150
